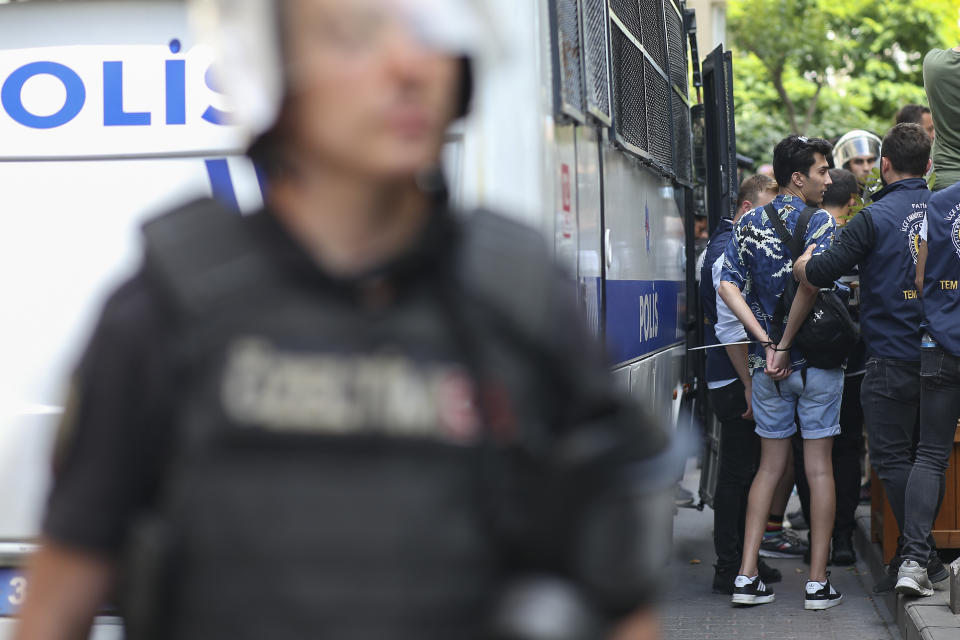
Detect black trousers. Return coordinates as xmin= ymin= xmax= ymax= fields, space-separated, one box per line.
xmin=793 ymin=373 xmax=864 ymax=536
xmin=709 ymin=380 xmax=760 ymax=572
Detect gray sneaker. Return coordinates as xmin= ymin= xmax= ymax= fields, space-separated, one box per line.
xmin=896 ymin=560 xmax=934 ymax=597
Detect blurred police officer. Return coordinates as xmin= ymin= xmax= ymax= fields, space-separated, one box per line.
xmin=14 ymin=1 xmax=674 ymax=639
xmin=794 ymin=123 xmax=949 ymax=591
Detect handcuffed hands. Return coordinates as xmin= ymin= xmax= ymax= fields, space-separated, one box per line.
xmin=764 ymin=343 xmax=792 ymax=381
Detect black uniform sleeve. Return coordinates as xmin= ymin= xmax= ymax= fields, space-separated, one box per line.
xmin=804 ymin=210 xmax=875 ymax=288
xmin=43 ymin=272 xmax=175 ymax=556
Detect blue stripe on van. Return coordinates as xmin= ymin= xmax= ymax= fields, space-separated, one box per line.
xmin=204 ymin=158 xmax=240 ymax=212
xmin=605 ymin=279 xmax=684 ymax=364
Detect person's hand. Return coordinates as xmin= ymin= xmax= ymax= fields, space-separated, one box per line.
xmin=764 ymin=343 xmax=792 ymax=381
xmin=792 ymin=243 xmax=816 ymax=282
xmin=771 ymin=346 xmax=792 ymax=373
xmin=741 ymin=382 xmax=754 ymax=420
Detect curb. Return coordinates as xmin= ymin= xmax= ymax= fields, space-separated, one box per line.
xmin=853 ymin=510 xmax=960 ymax=639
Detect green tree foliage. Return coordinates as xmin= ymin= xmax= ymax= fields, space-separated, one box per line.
xmin=728 ymin=0 xmax=960 ymax=165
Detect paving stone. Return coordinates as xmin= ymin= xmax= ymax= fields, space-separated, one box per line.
xmin=910 ymin=602 xmax=960 ymax=630
xmin=921 ymin=627 xmax=960 ymax=640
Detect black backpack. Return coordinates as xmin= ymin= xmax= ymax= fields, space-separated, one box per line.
xmin=765 ymin=203 xmax=859 ymax=370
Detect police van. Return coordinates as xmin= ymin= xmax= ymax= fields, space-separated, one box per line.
xmin=0 ymin=1 xmax=261 ymax=636
xmin=0 ymin=0 xmax=729 ymax=634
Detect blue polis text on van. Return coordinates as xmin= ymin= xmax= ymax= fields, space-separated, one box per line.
xmin=0 ymin=40 xmax=228 ymax=129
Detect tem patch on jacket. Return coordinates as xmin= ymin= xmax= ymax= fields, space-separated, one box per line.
xmin=220 ymin=338 xmax=482 ymax=443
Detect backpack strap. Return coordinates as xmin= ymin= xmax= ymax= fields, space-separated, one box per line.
xmin=764 ymin=203 xmax=819 ymax=260
xmin=764 ymin=202 xmax=794 ymax=248
xmin=766 ymin=203 xmax=819 ymax=346
xmin=141 ymin=198 xmax=281 ymax=319
xmin=792 ymin=206 xmax=818 ymax=259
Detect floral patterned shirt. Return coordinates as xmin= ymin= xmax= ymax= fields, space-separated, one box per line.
xmin=720 ymin=194 xmax=836 ymax=371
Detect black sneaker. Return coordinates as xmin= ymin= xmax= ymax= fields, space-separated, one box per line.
xmin=928 ymin=553 xmax=949 ymax=583
xmin=759 ymin=530 xmax=808 ymax=558
xmin=787 ymin=509 xmax=809 ymax=531
xmin=759 ymin=559 xmax=782 ymax=584
xmin=731 ymin=575 xmax=775 ymax=606
xmin=712 ymin=567 xmax=737 ymax=595
xmin=831 ymin=532 xmax=856 ymax=566
xmin=873 ymin=556 xmax=902 ymax=594
xmin=805 ymin=576 xmax=843 ymax=610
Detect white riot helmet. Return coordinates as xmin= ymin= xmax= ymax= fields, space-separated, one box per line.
xmin=188 ymin=0 xmax=497 ymax=143
xmin=832 ymin=129 xmax=882 ymax=170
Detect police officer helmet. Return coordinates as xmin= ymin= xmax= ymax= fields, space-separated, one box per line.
xmin=189 ymin=0 xmax=495 ymax=143
xmin=832 ymin=129 xmax=882 ymax=170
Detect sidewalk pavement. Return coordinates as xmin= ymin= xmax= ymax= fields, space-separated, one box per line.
xmin=852 ymin=506 xmax=960 ymax=640
xmin=661 ymin=470 xmax=897 ymax=640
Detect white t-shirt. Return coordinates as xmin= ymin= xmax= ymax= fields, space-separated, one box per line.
xmin=708 ymin=253 xmax=748 ymax=389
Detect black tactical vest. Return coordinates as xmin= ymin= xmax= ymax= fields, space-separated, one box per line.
xmin=121 ymin=199 xmax=577 ymax=640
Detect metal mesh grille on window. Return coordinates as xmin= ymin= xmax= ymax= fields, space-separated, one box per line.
xmin=611 ymin=25 xmax=647 ymax=152
xmin=582 ymin=0 xmax=611 ymax=121
xmin=673 ymin=94 xmax=692 ymax=181
xmin=609 ymin=0 xmax=642 ymax=39
xmin=664 ymin=0 xmax=687 ymax=97
xmin=640 ymin=0 xmax=667 ymax=74
xmin=645 ymin=58 xmax=673 ymax=170
xmin=557 ymin=0 xmax=586 ymax=118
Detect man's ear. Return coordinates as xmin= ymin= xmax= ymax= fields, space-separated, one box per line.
xmin=926 ymin=158 xmax=932 ymax=174
xmin=847 ymin=194 xmax=857 ymax=209
xmin=792 ymin=171 xmax=804 ymax=188
xmin=880 ymin=156 xmax=891 ymax=175
xmin=740 ymin=200 xmax=753 ymax=214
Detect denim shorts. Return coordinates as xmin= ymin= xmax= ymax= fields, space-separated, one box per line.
xmin=751 ymin=367 xmax=843 ymax=439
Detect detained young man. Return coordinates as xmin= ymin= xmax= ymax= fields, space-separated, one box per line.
xmin=719 ymin=135 xmax=844 ymax=611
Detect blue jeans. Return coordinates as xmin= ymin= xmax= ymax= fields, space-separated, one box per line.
xmin=902 ymin=346 xmax=960 ymax=564
xmin=752 ymin=367 xmax=843 ymax=439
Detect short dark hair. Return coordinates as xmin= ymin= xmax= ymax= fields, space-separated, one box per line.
xmin=821 ymin=169 xmax=859 ymax=208
xmin=772 ymin=135 xmax=833 ymax=188
xmin=882 ymin=123 xmax=931 ymax=176
xmin=895 ymin=104 xmax=930 ymax=125
xmin=736 ymin=174 xmax=777 ymax=210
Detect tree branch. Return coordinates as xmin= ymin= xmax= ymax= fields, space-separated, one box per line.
xmin=768 ymin=64 xmax=799 ymax=135
xmin=801 ymin=80 xmax=824 ymax=134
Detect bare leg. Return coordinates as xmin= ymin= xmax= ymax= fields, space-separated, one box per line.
xmin=803 ymin=437 xmax=836 ymax=582
xmin=739 ymin=437 xmax=792 ymax=578
xmin=770 ymin=446 xmax=795 ymax=516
